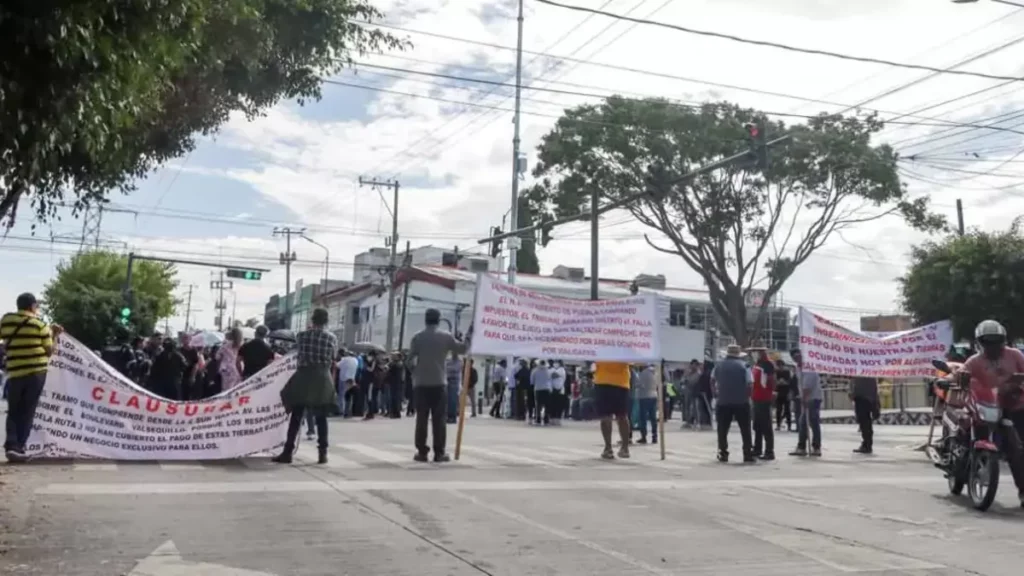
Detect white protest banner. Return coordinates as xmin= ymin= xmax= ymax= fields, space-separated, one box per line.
xmin=25 ymin=335 xmax=296 ymax=460
xmin=797 ymin=307 xmax=952 ymax=378
xmin=469 ymin=274 xmax=661 ymax=362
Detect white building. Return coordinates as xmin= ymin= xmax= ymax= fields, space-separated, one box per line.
xmin=351 ymin=245 xmax=497 ymax=284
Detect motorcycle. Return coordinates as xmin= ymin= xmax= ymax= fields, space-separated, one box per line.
xmin=926 ymin=359 xmax=1024 ymax=511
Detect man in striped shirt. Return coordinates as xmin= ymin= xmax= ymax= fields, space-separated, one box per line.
xmin=1 ymin=293 xmax=62 ymax=462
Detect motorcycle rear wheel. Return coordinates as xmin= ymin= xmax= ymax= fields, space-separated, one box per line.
xmin=968 ymin=451 xmax=1000 ymax=511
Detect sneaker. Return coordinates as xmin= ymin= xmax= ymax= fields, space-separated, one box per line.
xmin=5 ymin=448 xmax=27 ymax=463
xmin=413 ymin=452 xmax=429 ymax=463
xmin=853 ymin=446 xmax=872 ymax=454
xmin=271 ymin=453 xmax=293 ymax=464
xmin=717 ymin=452 xmax=729 ymax=463
xmin=809 ymin=448 xmax=822 ymax=457
xmin=305 ymin=432 xmax=315 ymax=441
xmin=789 ymin=448 xmax=807 ymax=457
xmin=434 ymin=453 xmax=451 ymax=463
xmin=651 ymin=437 xmax=657 ymax=445
xmin=617 ymin=446 xmax=630 ymax=459
xmin=743 ymin=454 xmax=757 ymax=464
xmin=760 ymin=452 xmax=775 ymax=461
xmin=637 ymin=437 xmax=648 ymax=444
xmin=318 ymin=451 xmax=328 ymax=465
xmin=601 ymin=447 xmax=615 ymax=460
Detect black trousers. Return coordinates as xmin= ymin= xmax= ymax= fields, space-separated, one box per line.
xmin=414 ymin=387 xmax=447 ymax=456
xmin=490 ymin=384 xmax=505 ymax=417
xmin=534 ymin=389 xmax=551 ymax=424
xmin=716 ymin=403 xmax=752 ymax=458
xmin=752 ymin=401 xmax=774 ymax=455
xmin=4 ymin=372 xmax=46 ymax=452
xmin=514 ymin=386 xmax=527 ymax=420
xmin=283 ymin=407 xmax=328 ymax=452
xmin=853 ymin=397 xmax=875 ymax=450
xmin=775 ymin=387 xmax=792 ymax=428
xmin=389 ymin=382 xmax=403 ymax=417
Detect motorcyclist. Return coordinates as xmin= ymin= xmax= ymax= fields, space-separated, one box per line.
xmin=960 ymin=319 xmax=1024 ymax=507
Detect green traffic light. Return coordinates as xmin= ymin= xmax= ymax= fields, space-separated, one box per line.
xmin=120 ymin=307 xmax=131 ymax=317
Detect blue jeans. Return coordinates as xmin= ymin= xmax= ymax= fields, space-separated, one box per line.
xmin=637 ymin=398 xmax=658 ymax=440
xmin=797 ymin=398 xmax=822 ymax=450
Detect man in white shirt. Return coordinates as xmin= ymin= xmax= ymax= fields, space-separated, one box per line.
xmin=336 ymin=350 xmax=359 ymax=417
xmin=550 ymin=361 xmax=566 ymax=423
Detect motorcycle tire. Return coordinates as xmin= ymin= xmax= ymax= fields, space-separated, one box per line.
xmin=948 ymin=470 xmax=965 ymax=495
xmin=968 ymin=450 xmax=1000 ymax=512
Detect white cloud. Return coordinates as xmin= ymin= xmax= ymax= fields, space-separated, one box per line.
xmin=115 ymin=0 xmax=1024 ymax=327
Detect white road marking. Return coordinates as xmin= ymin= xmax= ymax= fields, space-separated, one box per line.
xmin=72 ymin=463 xmax=119 ymax=472
xmin=386 ymin=444 xmax=496 ymax=468
xmin=548 ymin=446 xmax=693 ymax=471
xmin=36 ymin=475 xmax=941 ymax=496
xmin=336 ymin=443 xmax=414 ymax=468
xmin=461 ymin=445 xmax=572 ymax=469
xmin=157 ymin=462 xmax=206 ymax=471
xmin=294 ymin=445 xmax=366 ymax=469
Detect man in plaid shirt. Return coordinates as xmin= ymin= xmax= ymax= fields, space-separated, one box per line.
xmin=274 ymin=308 xmax=339 ymax=465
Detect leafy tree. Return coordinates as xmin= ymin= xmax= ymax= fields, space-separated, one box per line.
xmin=43 ymin=251 xmax=178 ymax=349
xmin=901 ymin=220 xmax=1024 ymax=342
xmin=0 ymin=0 xmax=406 ymax=225
xmin=516 ymin=197 xmax=540 ymax=275
xmin=524 ymin=98 xmax=945 ymax=346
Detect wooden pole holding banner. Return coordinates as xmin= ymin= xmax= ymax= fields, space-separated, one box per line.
xmin=454 ymin=356 xmax=473 ymax=461
xmin=657 ymin=359 xmax=666 ymax=460
xmin=454 ymin=274 xmax=483 ymax=461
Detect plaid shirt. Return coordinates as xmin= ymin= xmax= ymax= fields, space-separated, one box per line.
xmin=295 ymin=327 xmax=337 ymax=367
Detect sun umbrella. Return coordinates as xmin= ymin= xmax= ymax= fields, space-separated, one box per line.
xmin=351 ymin=341 xmax=386 ymax=354
xmin=190 ymin=331 xmax=225 ymax=348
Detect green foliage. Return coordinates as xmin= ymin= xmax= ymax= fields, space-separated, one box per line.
xmin=43 ymin=251 xmax=178 ymax=349
xmin=515 ymin=197 xmax=540 ymax=275
xmin=525 ymin=98 xmax=945 ymax=345
xmin=901 ymin=221 xmax=1024 ymax=342
xmin=0 ymin=0 xmax=406 ymax=225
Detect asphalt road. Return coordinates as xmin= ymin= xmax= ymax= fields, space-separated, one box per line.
xmin=1 ymin=417 xmax=1022 ymax=575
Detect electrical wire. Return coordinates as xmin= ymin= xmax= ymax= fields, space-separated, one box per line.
xmin=534 ymin=0 xmax=1024 ymax=83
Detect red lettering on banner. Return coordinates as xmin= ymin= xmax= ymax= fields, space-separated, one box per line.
xmin=92 ymin=386 xmax=103 ymax=401
xmin=126 ymin=395 xmax=141 ymax=409
xmin=87 ymin=387 xmax=251 ymax=418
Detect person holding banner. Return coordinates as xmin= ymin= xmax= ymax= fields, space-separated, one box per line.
xmin=273 ymin=308 xmax=338 ymax=465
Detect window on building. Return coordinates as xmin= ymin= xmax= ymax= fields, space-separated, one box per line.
xmin=688 ymin=305 xmax=708 ymax=331
xmin=372 ymin=305 xmax=378 ymax=319
xmin=669 ymin=301 xmax=687 ymax=327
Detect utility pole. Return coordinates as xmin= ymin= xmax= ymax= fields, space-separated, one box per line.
xmin=231 ymin=292 xmax=237 ymax=329
xmin=590 ymin=190 xmax=599 ymax=301
xmin=397 ymin=241 xmax=413 ymax=350
xmin=507 ymin=0 xmax=526 ymax=289
xmin=956 ymin=199 xmax=965 ymax=236
xmin=359 ymin=177 xmax=401 ymax=351
xmin=210 ymin=271 xmax=233 ymax=331
xmin=273 ymin=227 xmax=302 ymax=330
xmin=184 ymin=285 xmax=195 ymax=332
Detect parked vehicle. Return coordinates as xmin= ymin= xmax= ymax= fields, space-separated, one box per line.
xmin=926 ymin=359 xmax=1024 ymax=511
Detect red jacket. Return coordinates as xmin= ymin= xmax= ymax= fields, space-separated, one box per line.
xmin=751 ymin=365 xmax=775 ymax=403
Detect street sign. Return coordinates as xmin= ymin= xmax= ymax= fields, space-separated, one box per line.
xmin=226 ymin=269 xmax=262 ymax=280
xmin=130 ymin=541 xmax=277 ymax=575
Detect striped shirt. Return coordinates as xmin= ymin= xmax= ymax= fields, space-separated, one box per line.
xmin=0 ymin=312 xmax=53 ymax=378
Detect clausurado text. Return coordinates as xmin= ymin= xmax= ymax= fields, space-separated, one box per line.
xmin=469 ymin=274 xmax=661 ymax=362
xmin=25 ymin=335 xmax=297 ymax=460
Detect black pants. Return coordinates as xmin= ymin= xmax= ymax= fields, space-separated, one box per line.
xmin=716 ymin=403 xmax=752 ymax=458
xmin=525 ymin=384 xmax=535 ymax=419
xmin=283 ymin=407 xmax=328 ymax=452
xmin=490 ymin=384 xmax=505 ymax=417
xmin=4 ymin=372 xmax=46 ymax=453
xmin=534 ymin=389 xmax=551 ymax=424
xmin=752 ymin=401 xmax=774 ymax=456
xmin=389 ymin=382 xmax=403 ymax=417
xmin=414 ymin=387 xmax=447 ymax=456
xmin=514 ymin=386 xmax=527 ymax=420
xmin=853 ymin=397 xmax=875 ymax=450
xmin=775 ymin=387 xmax=792 ymax=429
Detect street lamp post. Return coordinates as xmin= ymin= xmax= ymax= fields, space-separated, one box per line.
xmin=952 ymin=0 xmax=1024 ymax=8
xmin=300 ymin=235 xmax=330 ymax=300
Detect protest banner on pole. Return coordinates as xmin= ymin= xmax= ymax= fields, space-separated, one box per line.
xmin=468 ymin=274 xmax=661 ymax=362
xmin=25 ymin=335 xmax=296 ymax=460
xmin=797 ymin=307 xmax=952 ymax=378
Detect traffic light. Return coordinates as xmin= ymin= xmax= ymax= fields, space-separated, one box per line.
xmin=120 ymin=306 xmax=131 ymax=326
xmin=645 ymin=163 xmax=668 ymax=198
xmin=226 ymin=269 xmax=263 ymax=280
xmin=744 ymin=121 xmax=768 ymax=171
xmin=490 ymin=226 xmax=502 ymax=258
xmin=540 ymin=220 xmax=553 ymax=247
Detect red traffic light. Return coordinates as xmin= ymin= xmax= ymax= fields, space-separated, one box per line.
xmin=746 ymin=123 xmax=759 ymax=138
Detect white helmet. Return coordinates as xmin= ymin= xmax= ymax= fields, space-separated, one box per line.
xmin=974 ymin=319 xmax=1007 ymax=342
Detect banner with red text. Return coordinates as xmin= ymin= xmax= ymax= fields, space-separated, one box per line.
xmin=24 ymin=335 xmax=296 ymax=460
xmin=797 ymin=308 xmax=952 ymax=378
xmin=470 ymin=274 xmax=661 ymax=362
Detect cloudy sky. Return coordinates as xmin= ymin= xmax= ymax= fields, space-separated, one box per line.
xmin=3 ymin=0 xmax=1023 ymax=332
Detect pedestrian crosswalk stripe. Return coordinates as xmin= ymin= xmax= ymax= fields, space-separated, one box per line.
xmin=157 ymin=462 xmax=205 ymax=471
xmin=72 ymin=463 xmax=118 ymax=472
xmin=546 ymin=446 xmax=693 ymax=471
xmin=463 ymin=445 xmax=573 ymax=469
xmin=337 ymin=443 xmax=417 ymax=468
xmin=385 ymin=444 xmax=495 ymax=468
xmin=293 ymin=444 xmax=366 ymax=469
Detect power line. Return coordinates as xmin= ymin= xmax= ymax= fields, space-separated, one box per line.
xmin=534 ymin=0 xmax=1024 ymax=83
